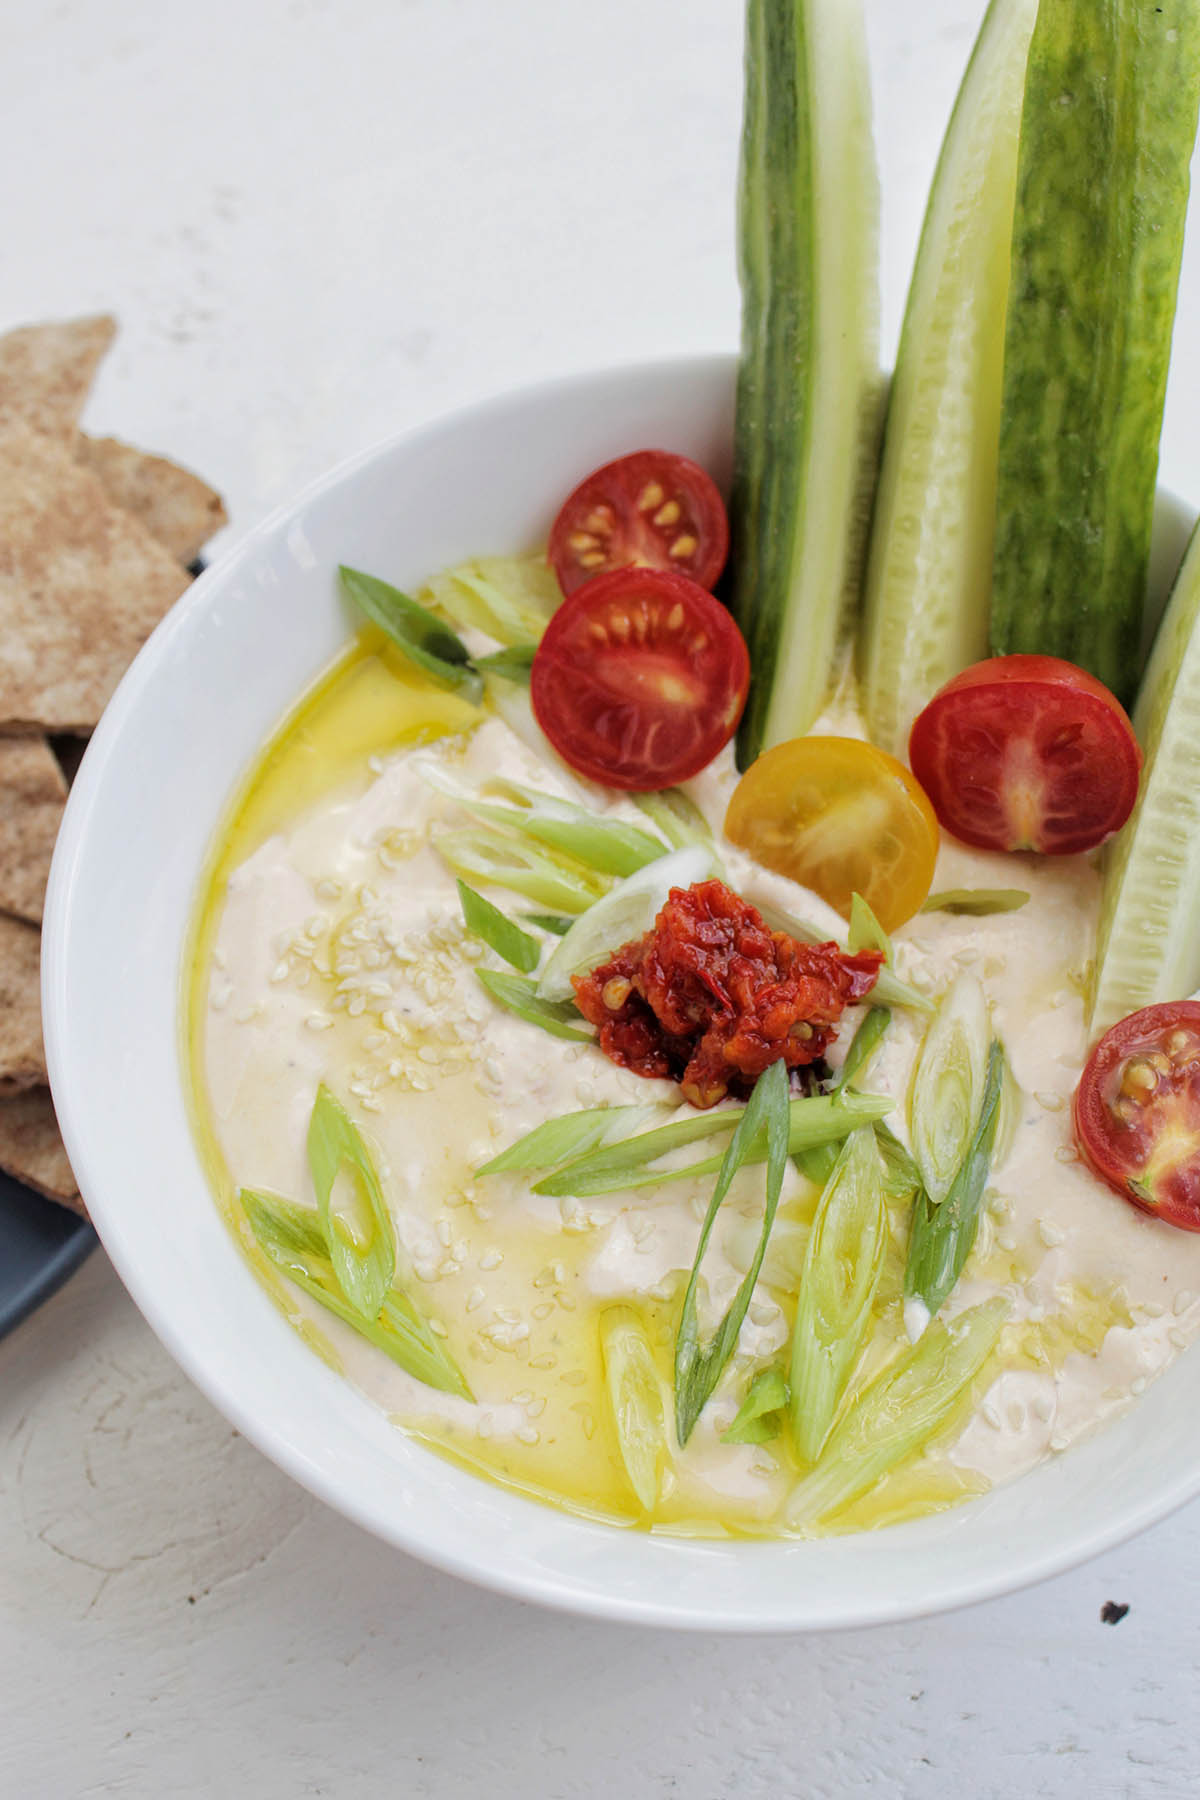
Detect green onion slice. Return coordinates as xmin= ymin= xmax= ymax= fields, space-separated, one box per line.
xmin=921 ymin=889 xmax=1030 ymax=916
xmin=835 ymin=1006 xmax=891 ymax=1095
xmin=908 ymin=973 xmax=990 ymax=1205
xmin=456 ymin=879 xmax=541 ymax=974
xmin=419 ymin=760 xmax=666 ymax=878
xmin=476 ymin=1102 xmax=668 ymax=1176
xmin=307 ymin=1085 xmax=396 ymax=1323
xmin=722 ymin=1366 xmax=789 ymax=1445
xmin=633 ymin=788 xmax=717 ymax=853
xmin=786 ymin=1298 xmax=1008 ymax=1528
xmin=848 ymin=891 xmax=893 ymax=964
xmin=423 ymin=554 xmax=559 ymax=646
xmin=241 ymin=1188 xmax=471 ymax=1399
xmin=475 ymin=969 xmax=594 ymax=1042
xmin=339 ymin=566 xmax=482 ymax=701
xmin=905 ymin=1040 xmax=1006 ymax=1315
xmin=599 ymin=1305 xmax=669 ymax=1512
xmin=522 ymin=912 xmax=574 ymax=936
xmin=535 ymin=1090 xmax=893 ymax=1199
xmin=436 ymin=827 xmax=606 ymax=914
xmin=789 ymin=1128 xmax=888 ymax=1463
xmin=472 ymin=643 xmax=537 ymax=683
xmin=674 ymin=1060 xmax=791 ymax=1446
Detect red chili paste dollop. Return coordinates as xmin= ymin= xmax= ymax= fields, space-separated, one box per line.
xmin=572 ymin=879 xmax=882 ymax=1109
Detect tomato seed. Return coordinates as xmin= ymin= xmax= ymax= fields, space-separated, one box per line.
xmin=636 ymin=483 xmax=664 ymax=512
xmin=669 ymin=534 xmax=698 ymax=559
xmin=653 ymin=500 xmax=681 ymax=527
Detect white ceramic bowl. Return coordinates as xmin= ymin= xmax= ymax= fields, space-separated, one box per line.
xmin=44 ymin=354 xmax=1200 ymax=1631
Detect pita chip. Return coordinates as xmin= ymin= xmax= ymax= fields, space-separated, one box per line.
xmin=78 ymin=434 xmax=227 ymax=565
xmin=0 ymin=314 xmax=116 ymax=445
xmin=0 ymin=1087 xmax=82 ymax=1213
xmin=0 ymin=422 xmax=191 ymax=731
xmin=0 ymin=736 xmax=67 ymax=923
xmin=0 ymin=912 xmax=44 ymax=1092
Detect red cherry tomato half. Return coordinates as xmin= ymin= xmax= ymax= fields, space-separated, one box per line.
xmin=547 ymin=449 xmax=729 ymax=598
xmin=908 ymin=654 xmax=1142 ymax=855
xmin=530 ymin=567 xmax=749 ymax=791
xmin=1074 ymin=1002 xmax=1200 ymax=1231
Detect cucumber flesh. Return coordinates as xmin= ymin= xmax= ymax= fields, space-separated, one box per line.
xmin=729 ymin=0 xmax=880 ymax=765
xmin=860 ymin=0 xmax=1038 ymax=758
xmin=989 ymin=0 xmax=1200 ymax=705
xmin=1092 ymin=522 xmax=1200 ymax=1034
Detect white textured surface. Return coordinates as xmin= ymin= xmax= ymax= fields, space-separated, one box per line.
xmin=3 ymin=0 xmax=1200 ymax=1792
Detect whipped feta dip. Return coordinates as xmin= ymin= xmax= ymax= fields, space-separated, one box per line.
xmin=194 ymin=694 xmax=1200 ymax=1535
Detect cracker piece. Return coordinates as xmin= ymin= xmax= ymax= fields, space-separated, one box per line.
xmin=0 ymin=736 xmax=67 ymax=923
xmin=0 ymin=1086 xmax=83 ymax=1213
xmin=78 ymin=435 xmax=227 ymax=565
xmin=0 ymin=912 xmax=44 ymax=1091
xmin=0 ymin=422 xmax=191 ymax=731
xmin=0 ymin=315 xmax=116 ymax=444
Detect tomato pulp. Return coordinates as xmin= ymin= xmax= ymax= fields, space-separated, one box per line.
xmin=908 ymin=655 xmax=1142 ymax=855
xmin=547 ymin=450 xmax=729 ymax=597
xmin=1074 ymin=1001 xmax=1200 ymax=1231
xmin=530 ymin=567 xmax=750 ymax=790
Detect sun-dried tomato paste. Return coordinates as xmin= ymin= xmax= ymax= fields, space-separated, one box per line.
xmin=573 ymin=879 xmax=882 ymax=1109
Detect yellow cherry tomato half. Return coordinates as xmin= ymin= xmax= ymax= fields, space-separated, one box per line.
xmin=724 ymin=735 xmax=940 ymax=933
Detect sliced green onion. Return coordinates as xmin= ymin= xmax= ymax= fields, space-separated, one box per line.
xmin=786 ymin=1297 xmax=1008 ymax=1527
xmin=307 ymin=1085 xmax=395 ymax=1323
xmin=794 ymin=1009 xmax=891 ymax=1188
xmin=675 ymin=1059 xmax=791 ymax=1446
xmin=423 ymin=554 xmax=560 ymax=646
xmin=789 ymin=1128 xmax=888 ymax=1463
xmin=722 ymin=1366 xmax=789 ymax=1445
xmin=599 ymin=1305 xmax=669 ymax=1511
xmin=339 ymin=566 xmax=482 ymax=701
xmin=875 ymin=1121 xmax=922 ymax=1202
xmin=848 ymin=892 xmax=893 ymax=964
xmin=536 ymin=845 xmax=721 ymax=1001
xmin=522 ymin=912 xmax=574 ymax=936
xmin=906 ymin=1040 xmax=1006 ymax=1315
xmin=535 ymin=1090 xmax=893 ymax=1199
xmin=921 ymin=888 xmax=1030 ymax=916
xmin=473 ymin=643 xmax=537 ymax=683
xmin=241 ymin=1188 xmax=471 ymax=1399
xmin=633 ymin=788 xmax=717 ymax=852
xmin=436 ymin=827 xmax=606 ymax=914
xmin=419 ymin=761 xmax=664 ymax=879
xmin=475 ymin=1102 xmax=667 ymax=1175
xmin=836 ymin=1006 xmax=891 ymax=1094
xmin=908 ymin=974 xmax=990 ymax=1204
xmin=475 ymin=969 xmax=594 ymax=1042
xmin=456 ymin=879 xmax=540 ymax=974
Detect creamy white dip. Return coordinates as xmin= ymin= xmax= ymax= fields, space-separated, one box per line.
xmin=199 ymin=703 xmax=1200 ymax=1533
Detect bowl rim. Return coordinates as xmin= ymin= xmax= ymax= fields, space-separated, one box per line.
xmin=42 ymin=350 xmax=1200 ymax=1632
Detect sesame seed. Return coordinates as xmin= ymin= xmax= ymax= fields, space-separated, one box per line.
xmin=560 ymin=1370 xmax=587 ymax=1387
xmin=982 ymin=1401 xmax=1002 ymax=1429
xmin=1037 ymin=1220 xmax=1065 ymax=1248
xmin=512 ymin=1390 xmax=534 ymax=1406
xmin=1169 ymin=1327 xmax=1189 ymax=1350
xmin=528 ymin=1353 xmax=557 ymax=1371
xmin=476 ymin=1416 xmax=494 ymax=1440
xmin=1053 ymin=1146 xmax=1078 ymax=1165
xmin=525 ymin=1398 xmax=547 ymax=1419
xmin=428 ymin=1319 xmax=448 ymax=1339
xmin=1141 ymin=1302 xmax=1166 ymax=1318
xmin=1131 ymin=1377 xmax=1147 ymax=1396
xmin=305 ymin=1013 xmax=333 ymax=1032
xmin=1035 ymin=1091 xmax=1064 ymax=1113
xmin=466 ymin=1287 xmax=485 ymax=1313
xmin=1174 ymin=1289 xmax=1195 ymax=1315
xmin=234 ymin=1004 xmax=261 ymax=1025
xmin=269 ymin=961 xmax=290 ymax=984
xmin=1049 ymin=1433 xmax=1071 ymax=1453
xmin=532 ymin=1302 xmax=554 ymax=1321
xmin=436 ymin=1219 xmax=453 ymax=1247
xmin=516 ymin=1426 xmax=539 ymax=1446
xmin=1032 ymin=1395 xmax=1054 ymax=1423
xmin=479 ymin=1248 xmax=503 ymax=1272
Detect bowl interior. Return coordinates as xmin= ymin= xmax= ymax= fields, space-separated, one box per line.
xmin=43 ymin=352 xmax=1200 ymax=1630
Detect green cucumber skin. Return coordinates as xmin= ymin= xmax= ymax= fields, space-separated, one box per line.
xmin=990 ymin=0 xmax=1200 ymax=705
xmin=729 ymin=0 xmax=880 ymax=767
xmin=1092 ymin=519 xmax=1200 ymax=1031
